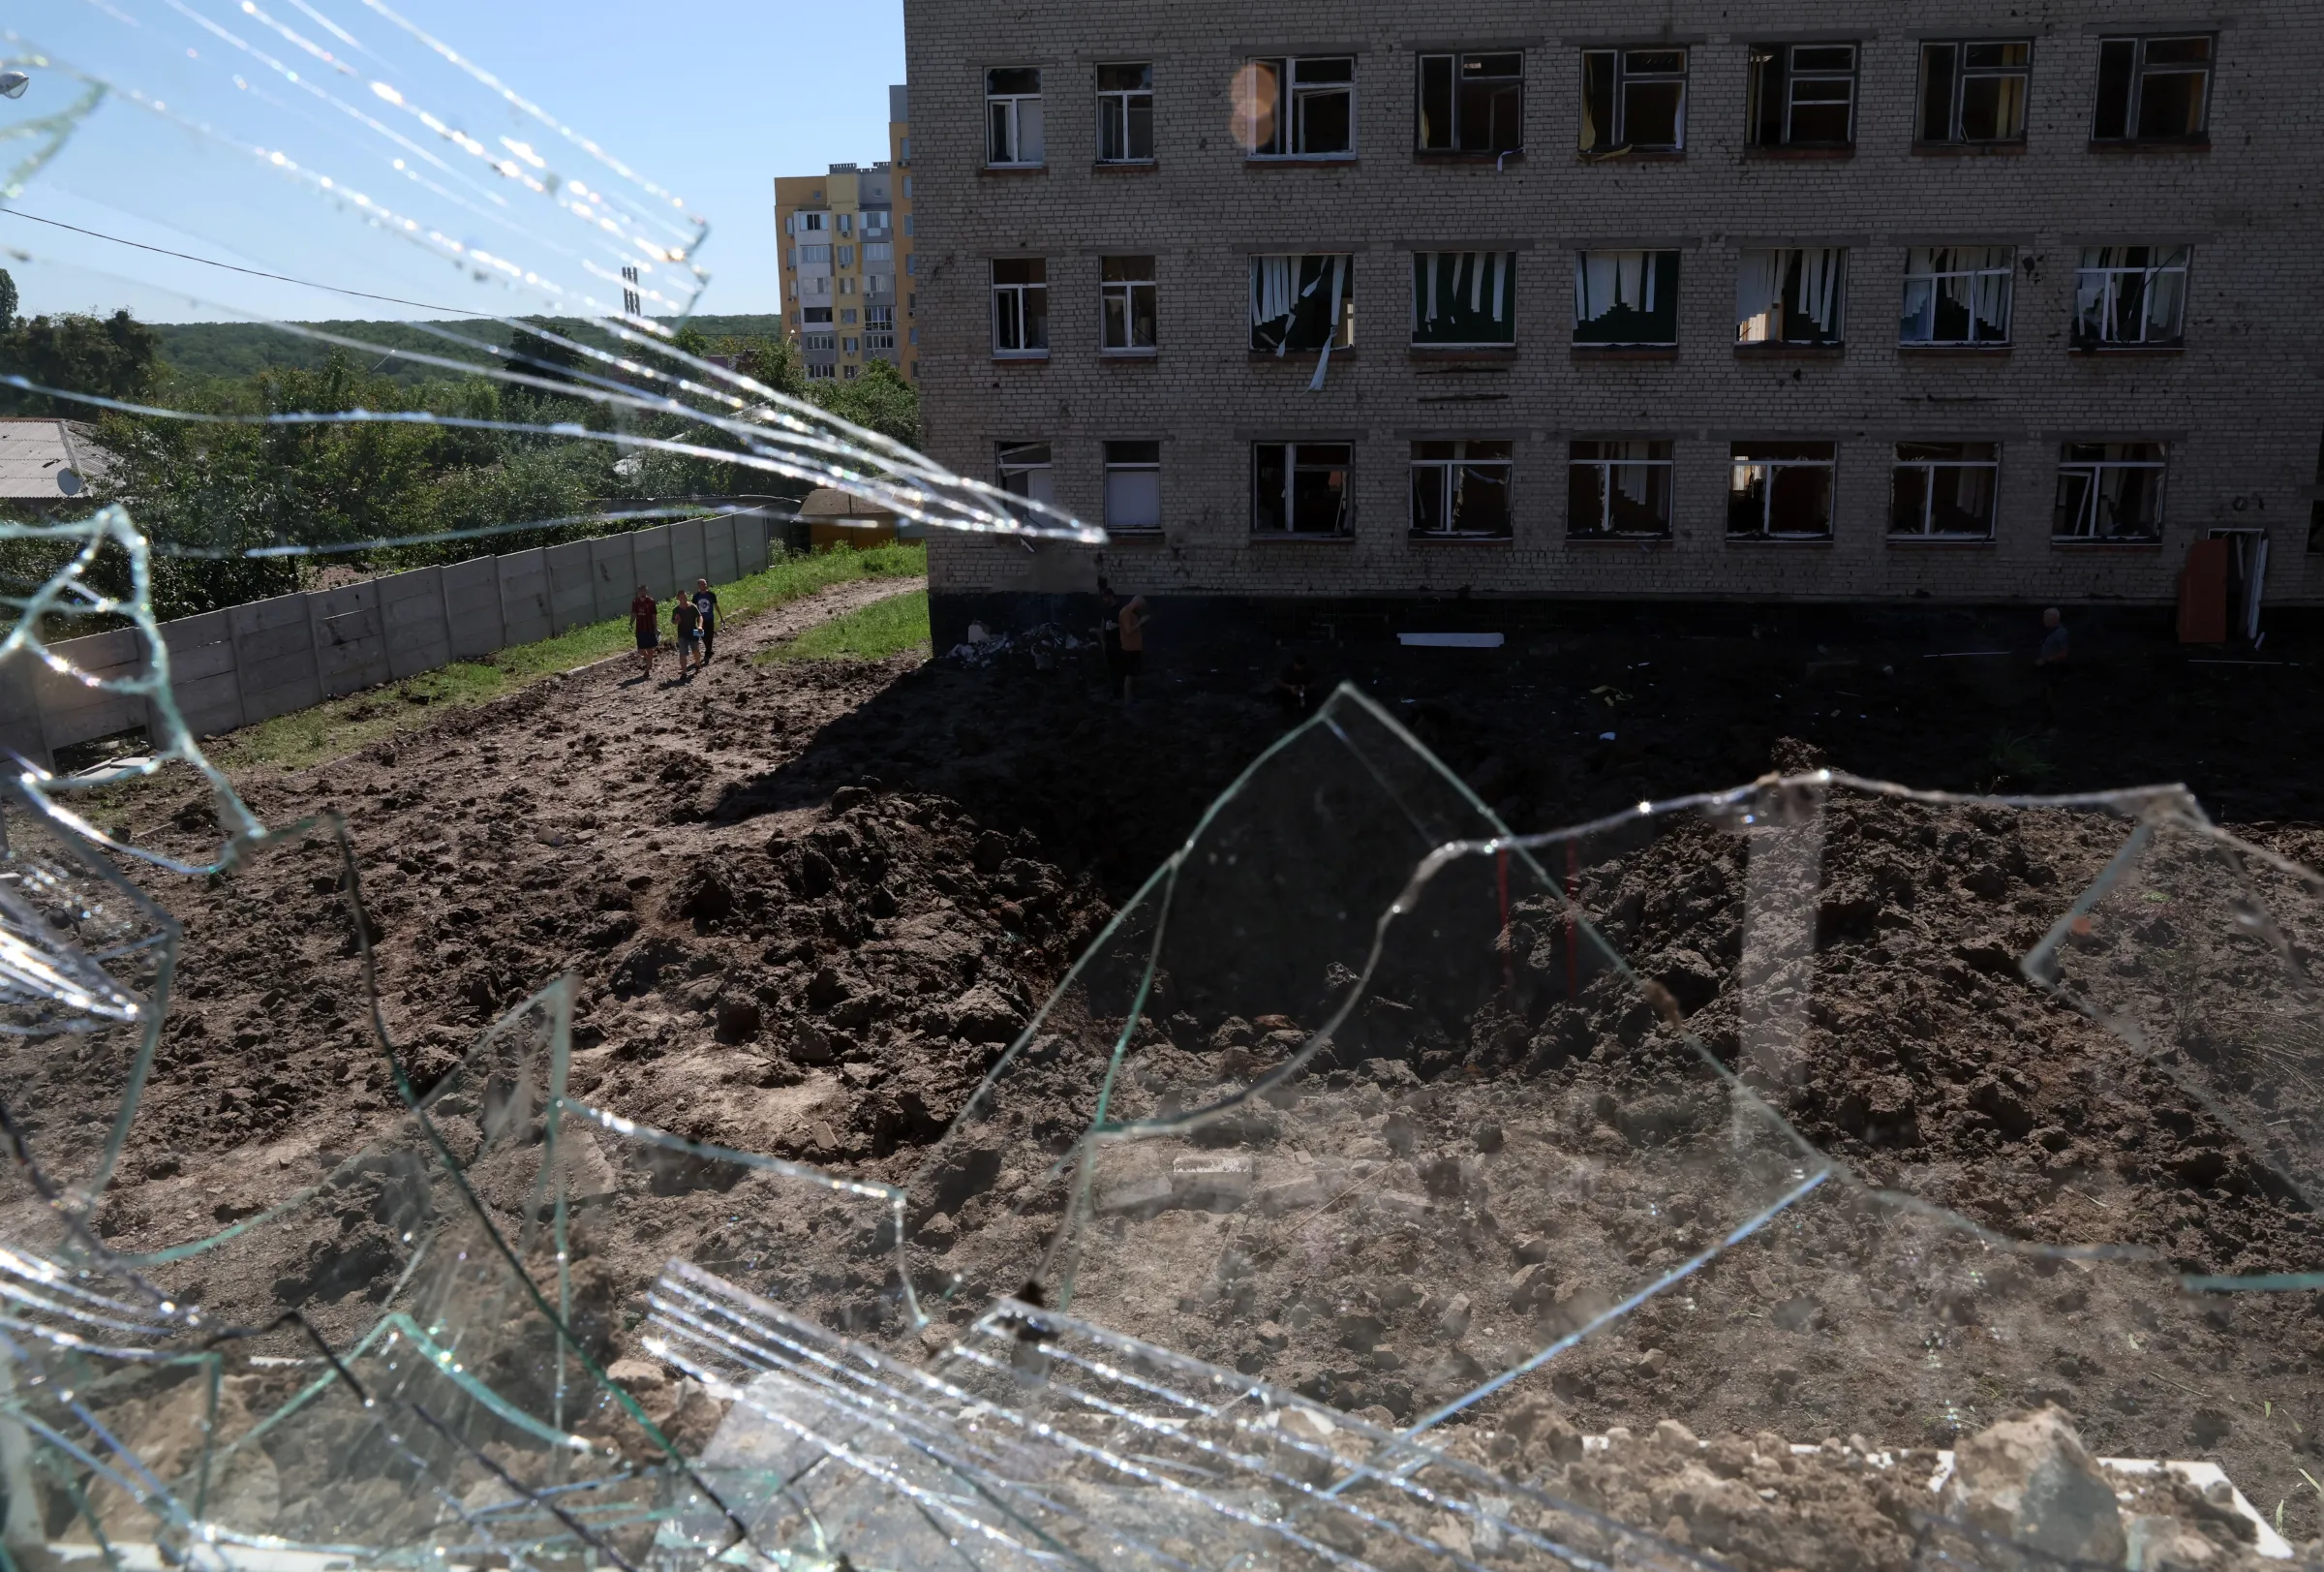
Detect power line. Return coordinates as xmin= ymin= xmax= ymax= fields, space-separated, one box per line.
xmin=0 ymin=206 xmax=484 ymax=317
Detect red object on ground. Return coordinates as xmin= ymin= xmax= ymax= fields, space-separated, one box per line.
xmin=2178 ymin=538 xmax=2230 ymax=644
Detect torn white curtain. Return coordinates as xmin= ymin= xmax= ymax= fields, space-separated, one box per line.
xmin=1422 ymin=254 xmax=1509 ymax=327
xmin=1734 ymin=250 xmax=1784 ymax=329
xmin=1577 ymin=250 xmax=1657 ymax=321
xmin=1422 ymin=253 xmax=1441 ymax=324
xmin=1308 ymin=254 xmax=1348 ymax=391
xmin=1795 ymin=248 xmax=1844 ymax=335
xmin=1927 ymin=247 xmax=2011 ymax=335
xmin=1257 ymin=256 xmax=1298 ymax=337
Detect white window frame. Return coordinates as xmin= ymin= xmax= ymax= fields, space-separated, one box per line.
xmin=1416 ymin=50 xmax=1526 ymax=155
xmin=1728 ymin=443 xmax=1838 ymax=539
xmin=1100 ymin=256 xmax=1158 ymax=353
xmin=865 ymin=242 xmax=893 ymax=262
xmin=1915 ymin=40 xmax=2032 ymax=144
xmin=992 ymin=260 xmax=1048 ymax=357
xmin=1409 ymin=441 xmax=1515 ymax=538
xmin=805 ymin=362 xmax=837 ymax=382
xmin=801 ymin=212 xmax=827 ymax=232
xmin=2092 ymin=35 xmax=2213 ymax=141
xmin=1103 ymin=441 xmax=1163 ymax=532
xmin=1578 ymin=47 xmax=1688 ymax=154
xmin=1749 ymin=42 xmax=1858 ymax=147
xmin=800 ymin=244 xmax=833 ymax=265
xmin=1889 ymin=442 xmax=2001 ymax=539
xmin=2073 ymin=246 xmax=2190 ymax=348
xmin=986 ymin=68 xmax=1046 ymax=167
xmin=1900 ymin=246 xmax=2014 ymax=345
xmin=1251 ymin=442 xmax=1355 ymax=535
xmin=1096 ymin=62 xmax=1156 ymax=164
xmin=1238 ymin=57 xmax=1357 ymax=159
xmin=1568 ymin=440 xmax=1674 ymax=538
xmin=997 ymin=442 xmax=1055 ymax=522
xmin=2054 ymin=442 xmax=2167 ymax=540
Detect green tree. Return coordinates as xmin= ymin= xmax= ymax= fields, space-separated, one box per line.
xmin=809 ymin=358 xmax=920 ymax=447
xmin=0 ymin=310 xmax=162 ymax=416
xmin=0 ymin=268 xmax=16 ymax=333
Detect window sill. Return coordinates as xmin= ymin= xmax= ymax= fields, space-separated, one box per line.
xmin=2051 ymin=537 xmax=2164 ymax=548
xmin=1572 ymin=345 xmax=1678 ymax=361
xmin=1888 ymin=534 xmax=1997 ymax=547
xmin=1098 ymin=349 xmax=1159 ymax=360
xmin=1092 ymin=160 xmax=1158 ymax=172
xmin=991 ymin=353 xmax=1051 ymax=364
xmin=2068 ymin=344 xmax=2185 ymax=357
xmin=1734 ymin=342 xmax=1845 ymax=360
xmin=1567 ymin=534 xmax=1673 ymax=547
xmin=1408 ymin=346 xmax=1519 ymax=362
xmin=1409 ymin=532 xmax=1514 ymax=543
xmin=1728 ymin=535 xmax=1836 ymax=546
xmin=1742 ymin=144 xmax=1856 ymax=161
xmin=2088 ymin=138 xmax=2211 ymax=154
xmin=980 ymin=164 xmax=1049 ymax=175
xmin=1248 ymin=348 xmax=1359 ymax=362
xmin=1249 ymin=532 xmax=1355 ymax=542
xmin=1413 ymin=149 xmax=1525 ymax=164
xmin=1244 ymin=156 xmax=1360 ymax=168
xmin=1898 ymin=343 xmax=2012 ymax=357
xmin=1578 ymin=147 xmax=1688 ymax=163
xmin=1911 ymin=139 xmax=2027 ymax=156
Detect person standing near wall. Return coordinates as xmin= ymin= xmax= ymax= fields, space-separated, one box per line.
xmin=693 ymin=578 xmax=720 ymax=664
xmin=629 ymin=584 xmax=659 ymax=682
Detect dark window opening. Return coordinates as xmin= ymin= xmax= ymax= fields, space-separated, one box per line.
xmin=1097 ymin=62 xmax=1155 ymax=163
xmin=1735 ymin=248 xmax=1847 ymax=346
xmin=1890 ymin=442 xmax=2000 ymax=538
xmin=2092 ymin=35 xmax=2212 ymax=141
xmin=2054 ymin=442 xmax=2166 ymax=540
xmin=1573 ymin=250 xmax=1680 ymax=346
xmin=1748 ymin=43 xmax=1857 ymax=148
xmin=1917 ymin=41 xmax=2030 ymax=143
xmin=1417 ymin=52 xmax=1524 ymax=153
xmin=1410 ymin=441 xmax=1514 ymax=537
xmin=1254 ymin=443 xmax=1353 ymax=535
xmin=1252 ymin=255 xmax=1355 ymax=353
xmin=1412 ymin=252 xmax=1516 ymax=346
xmin=1568 ymin=440 xmax=1674 ymax=538
xmin=1729 ymin=441 xmax=1836 ymax=539
xmin=1239 ymin=57 xmax=1356 ymax=157
xmin=1579 ymin=48 xmax=1687 ymax=153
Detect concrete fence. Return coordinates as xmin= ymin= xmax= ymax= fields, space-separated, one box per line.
xmin=0 ymin=511 xmax=774 ymax=768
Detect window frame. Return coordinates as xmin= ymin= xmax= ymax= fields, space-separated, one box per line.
xmin=1409 ymin=441 xmax=1515 ymax=539
xmin=991 ymin=258 xmax=1050 ymax=358
xmin=1734 ymin=247 xmax=1849 ymax=348
xmin=1102 ymin=440 xmax=1163 ymax=533
xmin=1251 ymin=255 xmax=1356 ymax=354
xmin=986 ymin=67 xmax=1046 ymax=167
xmin=2053 ymin=442 xmax=2168 ymax=542
xmin=1914 ymin=41 xmax=2032 ymax=145
xmin=2072 ymin=245 xmax=2191 ymax=349
xmin=1251 ymin=442 xmax=1355 ymax=536
xmin=1415 ymin=50 xmax=1526 ymax=155
xmin=996 ymin=441 xmax=1055 ymax=522
xmin=1239 ymin=56 xmax=1358 ymax=159
xmin=1747 ymin=42 xmax=1859 ymax=149
xmin=1578 ymin=46 xmax=1689 ymax=155
xmin=1100 ymin=255 xmax=1159 ymax=354
xmin=1411 ymin=252 xmax=1517 ymax=348
xmin=1572 ymin=250 xmax=1681 ymax=348
xmin=1728 ymin=441 xmax=1839 ymax=540
xmin=2091 ymin=34 xmax=2214 ymax=143
xmin=1889 ymin=442 xmax=2002 ymax=539
xmin=1567 ymin=440 xmax=1675 ymax=539
xmin=1096 ymin=62 xmax=1156 ymax=164
xmin=1899 ymin=246 xmax=2015 ymax=346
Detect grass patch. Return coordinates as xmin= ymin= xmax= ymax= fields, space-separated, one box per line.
xmin=760 ymin=589 xmax=930 ymax=664
xmin=204 ymin=542 xmax=925 ymax=772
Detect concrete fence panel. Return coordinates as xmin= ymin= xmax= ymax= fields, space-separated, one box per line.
xmin=442 ymin=557 xmax=504 ymax=661
xmin=231 ymin=593 xmax=322 ymax=724
xmin=0 ymin=651 xmax=47 ymax=763
xmin=498 ymin=549 xmax=551 ymax=647
xmin=544 ymin=540 xmax=596 ymax=635
xmin=589 ymin=534 xmax=637 ymax=626
xmin=670 ymin=516 xmax=708 ymax=592
xmin=38 ymin=628 xmax=147 ymax=749
xmin=633 ymin=525 xmax=676 ymax=602
xmin=380 ymin=568 xmax=451 ymax=680
xmin=310 ymin=582 xmax=390 ymax=699
xmin=702 ymin=513 xmax=739 ymax=589
xmin=738 ymin=511 xmax=772 ymax=575
xmin=156 ymin=610 xmax=241 ymax=739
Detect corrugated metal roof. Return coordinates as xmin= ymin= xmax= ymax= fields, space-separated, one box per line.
xmin=0 ymin=418 xmax=108 ymax=501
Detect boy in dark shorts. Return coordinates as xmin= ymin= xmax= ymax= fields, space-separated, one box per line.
xmin=692 ymin=578 xmax=720 ymax=663
xmin=629 ymin=585 xmax=658 ymax=679
xmin=672 ymin=594 xmax=702 ymax=680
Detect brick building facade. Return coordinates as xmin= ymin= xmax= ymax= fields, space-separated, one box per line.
xmin=902 ymin=2 xmax=2324 ymax=638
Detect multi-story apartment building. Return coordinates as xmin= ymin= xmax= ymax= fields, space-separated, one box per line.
xmin=773 ymin=85 xmax=918 ymax=383
xmin=902 ymin=3 xmax=2324 ymax=641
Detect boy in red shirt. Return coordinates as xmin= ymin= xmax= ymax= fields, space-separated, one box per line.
xmin=629 ymin=585 xmax=658 ymax=680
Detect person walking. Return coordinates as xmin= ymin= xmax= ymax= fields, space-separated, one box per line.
xmin=671 ymin=591 xmax=702 ymax=680
xmin=629 ymin=585 xmax=659 ymax=681
xmin=1096 ymin=577 xmax=1123 ymax=694
xmin=692 ymin=578 xmax=721 ymax=664
xmin=1116 ymin=594 xmax=1148 ymax=706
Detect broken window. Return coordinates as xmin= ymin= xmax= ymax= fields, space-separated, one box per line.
xmin=1728 ymin=441 xmax=1837 ymax=539
xmin=1411 ymin=252 xmax=1516 ymax=347
xmin=1735 ymin=248 xmax=1847 ymax=346
xmin=1409 ymin=441 xmax=1514 ymax=538
xmin=2092 ymin=35 xmax=2213 ymax=142
xmin=1238 ymin=57 xmax=1356 ymax=158
xmin=1251 ymin=255 xmax=1354 ymax=353
xmin=1573 ymin=250 xmax=1679 ymax=346
xmin=1416 ymin=51 xmax=1524 ymax=154
xmin=1104 ymin=441 xmax=1162 ymax=531
xmin=992 ymin=258 xmax=1049 ymax=356
xmin=2073 ymin=245 xmax=2189 ymax=348
xmin=1900 ymin=246 xmax=2014 ymax=345
xmin=1579 ymin=48 xmax=1687 ymax=154
xmin=1917 ymin=41 xmax=2031 ymax=143
xmin=2054 ymin=442 xmax=2166 ymax=540
xmin=1747 ymin=44 xmax=1857 ymax=148
xmin=1890 ymin=442 xmax=2000 ymax=538
xmin=1253 ymin=442 xmax=1352 ymax=534
xmin=1568 ymin=439 xmax=1674 ymax=538
xmin=803 ymin=306 xmax=834 ymax=324
xmin=1101 ymin=256 xmax=1158 ymax=352
xmin=986 ymin=68 xmax=1045 ymax=166
xmin=997 ymin=442 xmax=1054 ymax=523
xmin=1096 ymin=62 xmax=1155 ymax=163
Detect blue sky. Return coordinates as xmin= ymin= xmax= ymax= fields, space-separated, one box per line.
xmin=4 ymin=0 xmax=902 ymax=324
